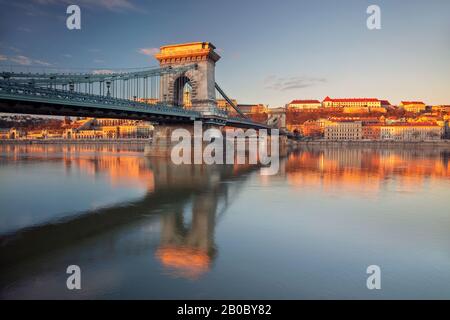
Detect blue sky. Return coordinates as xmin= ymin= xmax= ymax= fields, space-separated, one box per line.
xmin=0 ymin=0 xmax=449 ymax=106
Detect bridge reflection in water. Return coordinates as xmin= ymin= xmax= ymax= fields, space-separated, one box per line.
xmin=1 ymin=144 xmax=450 ymax=298
xmin=0 ymin=143 xmax=255 ymax=287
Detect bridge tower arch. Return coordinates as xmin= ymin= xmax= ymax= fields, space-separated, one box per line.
xmin=154 ymin=42 xmax=220 ymax=114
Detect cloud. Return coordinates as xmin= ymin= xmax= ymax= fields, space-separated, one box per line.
xmin=31 ymin=0 xmax=138 ymax=12
xmin=0 ymin=54 xmax=52 ymax=66
xmin=6 ymin=1 xmax=50 ymax=17
xmin=18 ymin=27 xmax=32 ymax=33
xmin=92 ymin=69 xmax=114 ymax=75
xmin=93 ymin=59 xmax=105 ymax=64
xmin=0 ymin=43 xmax=22 ymax=53
xmin=62 ymin=54 xmax=73 ymax=58
xmin=138 ymin=47 xmax=159 ymax=56
xmin=9 ymin=55 xmax=32 ymax=65
xmin=34 ymin=59 xmax=52 ymax=66
xmin=264 ymin=75 xmax=326 ymax=91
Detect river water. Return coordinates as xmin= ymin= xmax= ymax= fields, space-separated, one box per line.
xmin=1 ymin=144 xmax=450 ymax=299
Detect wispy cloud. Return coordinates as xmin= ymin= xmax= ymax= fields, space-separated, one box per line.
xmin=0 ymin=54 xmax=52 ymax=66
xmin=9 ymin=55 xmax=32 ymax=65
xmin=93 ymin=59 xmax=105 ymax=64
xmin=34 ymin=59 xmax=52 ymax=66
xmin=138 ymin=47 xmax=159 ymax=56
xmin=0 ymin=43 xmax=22 ymax=53
xmin=264 ymin=75 xmax=326 ymax=91
xmin=6 ymin=1 xmax=50 ymax=17
xmin=31 ymin=0 xmax=138 ymax=12
xmin=92 ymin=69 xmax=114 ymax=75
xmin=62 ymin=54 xmax=73 ymax=58
xmin=18 ymin=27 xmax=32 ymax=33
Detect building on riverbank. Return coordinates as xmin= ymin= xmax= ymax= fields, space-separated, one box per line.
xmin=324 ymin=121 xmax=363 ymax=140
xmin=325 ymin=121 xmax=443 ymax=141
xmin=63 ymin=119 xmax=153 ymax=140
xmin=379 ymin=123 xmax=442 ymax=141
xmin=0 ymin=128 xmax=25 ymax=140
xmin=0 ymin=118 xmax=153 ymax=140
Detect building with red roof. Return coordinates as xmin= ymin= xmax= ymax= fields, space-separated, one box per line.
xmin=322 ymin=97 xmax=382 ymax=109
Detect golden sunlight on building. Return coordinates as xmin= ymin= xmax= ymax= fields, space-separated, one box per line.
xmin=324 ymin=121 xmax=363 ymax=140
xmin=379 ymin=123 xmax=442 ymax=140
xmin=322 ymin=97 xmax=382 ymax=109
xmin=216 ymin=98 xmax=238 ymax=114
xmin=63 ymin=118 xmax=153 ymax=140
xmin=400 ymin=101 xmax=427 ymax=113
xmin=236 ymin=104 xmax=268 ymax=114
xmin=183 ymin=88 xmax=192 ymax=109
xmin=137 ymin=98 xmax=159 ymax=105
xmin=287 ymin=100 xmax=322 ymax=111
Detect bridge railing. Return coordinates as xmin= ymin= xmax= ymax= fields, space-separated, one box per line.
xmin=0 ymin=82 xmax=201 ymax=118
xmin=0 ymin=64 xmax=199 ymax=106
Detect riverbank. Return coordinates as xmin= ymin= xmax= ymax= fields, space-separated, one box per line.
xmin=3 ymin=138 xmax=450 ymax=149
xmin=296 ymin=139 xmax=450 ymax=149
xmin=0 ymin=139 xmax=151 ymax=145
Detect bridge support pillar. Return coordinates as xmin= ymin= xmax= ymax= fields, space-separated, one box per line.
xmin=144 ymin=123 xmax=222 ymax=158
xmin=280 ymin=135 xmax=289 ymax=157
xmin=154 ymin=42 xmax=221 ymax=114
xmin=145 ymin=125 xmax=187 ymax=157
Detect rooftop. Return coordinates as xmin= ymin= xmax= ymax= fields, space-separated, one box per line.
xmin=323 ymin=96 xmax=379 ymax=102
xmin=289 ymin=100 xmax=321 ymax=104
xmin=401 ymin=101 xmax=426 ymax=105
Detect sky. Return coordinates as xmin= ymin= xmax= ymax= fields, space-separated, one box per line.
xmin=0 ymin=0 xmax=449 ymax=107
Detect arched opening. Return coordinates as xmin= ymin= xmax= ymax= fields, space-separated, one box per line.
xmin=173 ymin=76 xmax=192 ymax=108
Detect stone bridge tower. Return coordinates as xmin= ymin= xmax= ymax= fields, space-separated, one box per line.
xmin=154 ymin=42 xmax=220 ymax=114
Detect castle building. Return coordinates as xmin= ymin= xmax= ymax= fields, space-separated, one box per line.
xmin=287 ymin=100 xmax=322 ymax=111
xmin=400 ymin=101 xmax=427 ymax=113
xmin=322 ymin=96 xmax=383 ymax=113
xmin=236 ymin=104 xmax=268 ymax=114
xmin=431 ymin=105 xmax=450 ymax=113
xmin=216 ymin=98 xmax=238 ymax=114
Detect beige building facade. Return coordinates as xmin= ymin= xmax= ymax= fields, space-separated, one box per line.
xmin=380 ymin=124 xmax=442 ymax=141
xmin=400 ymin=101 xmax=427 ymax=113
xmin=324 ymin=121 xmax=363 ymax=140
xmin=287 ymin=100 xmax=322 ymax=111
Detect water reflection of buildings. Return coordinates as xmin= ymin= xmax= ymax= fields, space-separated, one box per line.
xmin=1 ymin=144 xmax=155 ymax=191
xmin=284 ymin=147 xmax=450 ymax=195
xmin=0 ymin=144 xmax=253 ymax=282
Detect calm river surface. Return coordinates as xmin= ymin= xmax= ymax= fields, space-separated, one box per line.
xmin=1 ymin=143 xmax=450 ymax=299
